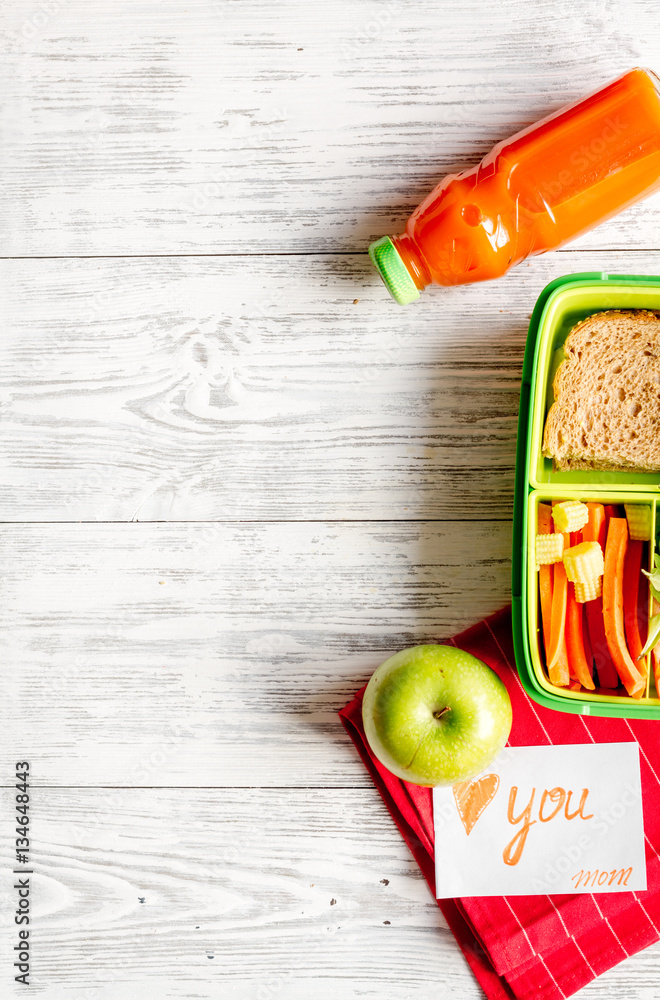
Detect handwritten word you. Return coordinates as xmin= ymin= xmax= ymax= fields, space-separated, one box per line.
xmin=504 ymin=785 xmax=593 ymax=866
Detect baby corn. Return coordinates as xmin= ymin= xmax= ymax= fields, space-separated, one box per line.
xmin=551 ymin=500 xmax=589 ymax=533
xmin=574 ymin=578 xmax=603 ymax=603
xmin=625 ymin=504 xmax=652 ymax=541
xmin=535 ymin=533 xmax=564 ymax=567
xmin=562 ymin=541 xmax=605 ymax=605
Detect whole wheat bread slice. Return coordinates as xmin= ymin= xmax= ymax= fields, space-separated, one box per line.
xmin=542 ymin=309 xmax=660 ymax=473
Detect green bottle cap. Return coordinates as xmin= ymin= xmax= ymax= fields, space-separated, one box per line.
xmin=368 ymin=236 xmax=421 ymax=305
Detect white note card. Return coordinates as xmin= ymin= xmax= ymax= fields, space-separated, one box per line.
xmin=433 ymin=743 xmax=646 ymax=898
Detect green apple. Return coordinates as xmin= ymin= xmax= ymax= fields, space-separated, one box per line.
xmin=362 ymin=644 xmax=512 ymax=787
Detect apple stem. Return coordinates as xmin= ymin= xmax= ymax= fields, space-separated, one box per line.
xmin=433 ymin=706 xmax=451 ymax=721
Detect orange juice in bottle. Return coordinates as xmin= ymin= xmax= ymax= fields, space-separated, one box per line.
xmin=369 ymin=68 xmax=660 ymax=304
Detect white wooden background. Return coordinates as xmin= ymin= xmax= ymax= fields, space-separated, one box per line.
xmin=3 ymin=1 xmax=660 ymax=997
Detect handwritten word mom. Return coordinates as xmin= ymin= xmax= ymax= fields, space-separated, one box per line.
xmin=504 ymin=786 xmax=594 ymax=866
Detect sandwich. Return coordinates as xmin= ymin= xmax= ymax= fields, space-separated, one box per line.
xmin=542 ymin=309 xmax=660 ymax=473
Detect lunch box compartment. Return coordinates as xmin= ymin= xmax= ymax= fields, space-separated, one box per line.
xmin=526 ymin=490 xmax=656 ymax=708
xmin=513 ymin=272 xmax=660 ymax=717
xmin=529 ymin=280 xmax=660 ymax=490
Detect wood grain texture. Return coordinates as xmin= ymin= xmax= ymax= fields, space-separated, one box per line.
xmin=0 ymin=787 xmax=470 ymax=999
xmin=1 ymin=519 xmax=511 ymax=787
xmin=3 ymin=787 xmax=660 ymax=999
xmin=5 ymin=249 xmax=660 ymax=523
xmin=5 ymin=2 xmax=660 ymax=996
xmin=3 ymin=0 xmax=660 ymax=255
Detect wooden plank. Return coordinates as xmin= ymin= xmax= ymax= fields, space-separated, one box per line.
xmin=0 ymin=520 xmax=511 ymax=787
xmin=2 ymin=787 xmax=659 ymax=998
xmin=0 ymin=786 xmax=486 ymax=998
xmin=0 ymin=251 xmax=521 ymax=521
xmin=3 ymin=0 xmax=660 ymax=255
xmin=5 ymin=249 xmax=660 ymax=523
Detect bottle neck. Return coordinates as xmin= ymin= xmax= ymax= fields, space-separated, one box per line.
xmin=392 ymin=234 xmax=432 ymax=290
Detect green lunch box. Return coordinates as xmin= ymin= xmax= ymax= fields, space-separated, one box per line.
xmin=512 ymin=271 xmax=660 ymax=718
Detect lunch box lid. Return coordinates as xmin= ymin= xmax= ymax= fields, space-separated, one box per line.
xmin=511 ymin=271 xmax=660 ymax=717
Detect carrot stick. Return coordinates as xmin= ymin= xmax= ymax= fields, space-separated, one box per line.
xmin=586 ymin=599 xmax=619 ymax=687
xmin=537 ymin=503 xmax=554 ymax=657
xmin=603 ymin=518 xmax=645 ymax=698
xmin=653 ymin=598 xmax=660 ymax=698
xmin=553 ymin=627 xmax=571 ymax=688
xmin=580 ymin=502 xmax=618 ymax=687
xmin=567 ymin=601 xmax=578 ymax=685
xmin=638 ymin=568 xmax=650 ymax=677
xmin=547 ymin=560 xmax=569 ymax=685
xmin=538 ymin=503 xmax=553 ymax=534
xmin=544 ymin=503 xmax=569 ymax=687
xmin=582 ymin=603 xmax=594 ymax=683
xmin=539 ymin=566 xmax=553 ymax=653
xmin=623 ymin=539 xmax=648 ymax=677
xmin=583 ymin=503 xmax=606 ymax=546
xmin=566 ymin=583 xmax=596 ymax=689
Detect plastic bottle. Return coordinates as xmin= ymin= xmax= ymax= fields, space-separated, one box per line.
xmin=369 ymin=68 xmax=660 ymax=304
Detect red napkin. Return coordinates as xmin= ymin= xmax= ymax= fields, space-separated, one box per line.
xmin=339 ymin=607 xmax=660 ymax=1000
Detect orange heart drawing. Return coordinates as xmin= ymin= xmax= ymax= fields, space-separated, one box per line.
xmin=452 ymin=773 xmax=500 ymax=835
